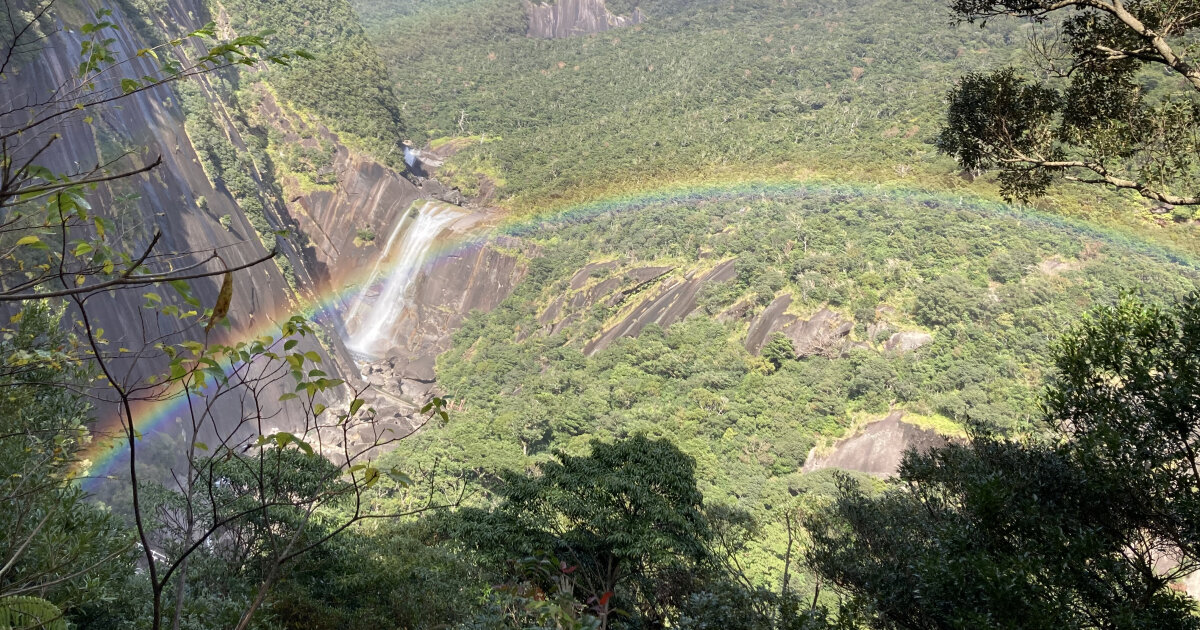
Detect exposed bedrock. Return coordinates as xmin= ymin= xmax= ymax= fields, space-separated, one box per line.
xmin=744 ymin=294 xmax=854 ymax=358
xmin=253 ymin=92 xmax=422 ymax=292
xmin=578 ymin=260 xmax=736 ymax=354
xmin=395 ymin=233 xmax=528 ymax=365
xmin=524 ymin=0 xmax=645 ymax=38
xmin=885 ymin=331 xmax=934 ymax=353
xmin=745 ymin=294 xmax=934 ymax=358
xmin=802 ymin=411 xmax=947 ymax=477
xmin=537 ymin=261 xmax=679 ymax=340
xmin=8 ymin=1 xmax=320 ymax=376
xmin=354 ymin=232 xmax=529 ymax=413
xmin=1 ymin=0 xmax=358 ymax=452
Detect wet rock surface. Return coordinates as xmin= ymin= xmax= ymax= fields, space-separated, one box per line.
xmin=256 ymin=92 xmax=426 ymax=291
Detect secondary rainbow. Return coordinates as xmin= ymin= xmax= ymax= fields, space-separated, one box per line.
xmin=76 ymin=177 xmax=1200 ymax=486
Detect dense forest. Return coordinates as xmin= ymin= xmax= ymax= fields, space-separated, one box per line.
xmin=3 ymin=0 xmax=1200 ymax=628
xmin=354 ymin=0 xmax=1200 ymax=228
xmin=357 ymin=0 xmax=1025 ymax=201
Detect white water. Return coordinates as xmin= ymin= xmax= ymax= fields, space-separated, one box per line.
xmin=344 ymin=201 xmax=462 ymax=357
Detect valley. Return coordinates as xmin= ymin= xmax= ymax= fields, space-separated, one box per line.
xmin=3 ymin=0 xmax=1200 ymax=627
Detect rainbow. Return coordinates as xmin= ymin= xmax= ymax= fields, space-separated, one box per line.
xmin=76 ymin=176 xmax=1200 ymax=486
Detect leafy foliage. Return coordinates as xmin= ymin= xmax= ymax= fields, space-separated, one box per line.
xmin=216 ymin=0 xmax=409 ymax=165
xmin=806 ymin=294 xmax=1200 ymax=629
xmin=0 ymin=596 xmax=67 ymax=630
xmin=1046 ymin=294 xmax=1200 ymax=562
xmin=450 ymin=437 xmax=709 ymax=625
xmin=0 ymin=302 xmax=134 ymax=615
xmin=939 ymin=0 xmax=1200 ymax=206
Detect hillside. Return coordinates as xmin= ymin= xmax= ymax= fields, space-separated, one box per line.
xmin=350 ymin=0 xmax=1200 ymax=595
xmin=360 ymin=0 xmax=1006 ymax=200
xmin=371 ymin=182 xmax=1199 ymax=597
xmin=5 ymin=0 xmax=1200 ymax=627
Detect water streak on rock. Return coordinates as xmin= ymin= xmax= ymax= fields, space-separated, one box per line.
xmin=345 ymin=202 xmax=463 ymax=357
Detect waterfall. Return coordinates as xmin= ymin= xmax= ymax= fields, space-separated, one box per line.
xmin=344 ymin=201 xmax=462 ymax=357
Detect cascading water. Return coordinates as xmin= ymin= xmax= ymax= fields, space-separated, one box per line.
xmin=344 ymin=201 xmax=463 ymax=358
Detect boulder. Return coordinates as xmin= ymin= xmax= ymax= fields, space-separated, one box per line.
xmin=780 ymin=307 xmax=853 ymax=358
xmin=802 ymin=411 xmax=947 ymax=477
xmin=885 ymin=331 xmax=933 ymax=353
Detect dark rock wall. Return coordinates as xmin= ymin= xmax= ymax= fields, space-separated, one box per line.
xmin=253 ymin=92 xmax=426 ymax=291
xmin=7 ymin=1 xmax=305 ymax=377
xmin=744 ymin=294 xmax=854 ymax=358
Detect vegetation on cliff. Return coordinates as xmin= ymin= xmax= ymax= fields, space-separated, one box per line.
xmin=215 ymin=0 xmax=410 ymax=165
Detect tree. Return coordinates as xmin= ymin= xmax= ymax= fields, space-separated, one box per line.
xmin=808 ymin=441 xmax=1198 ymax=630
xmin=912 ymin=274 xmax=987 ymax=328
xmin=448 ymin=436 xmax=712 ymax=629
xmin=937 ymin=0 xmax=1200 ymax=206
xmin=763 ymin=333 xmax=797 ymax=371
xmin=806 ymin=294 xmax=1200 ymax=629
xmin=1046 ymin=294 xmax=1200 ymax=566
xmin=0 ymin=302 xmax=133 ymax=614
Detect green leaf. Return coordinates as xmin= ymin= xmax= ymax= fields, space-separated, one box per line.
xmin=362 ymin=467 xmax=380 ymax=488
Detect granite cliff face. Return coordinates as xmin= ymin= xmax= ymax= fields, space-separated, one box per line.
xmin=524 ymin=0 xmax=645 ymax=38
xmin=531 ymin=257 xmax=737 ymax=353
xmin=358 ymin=234 xmax=530 ymax=413
xmin=528 ymin=257 xmax=937 ymax=368
xmin=745 ymin=294 xmax=855 ymax=358
xmin=6 ymin=0 xmax=528 ymax=444
xmin=253 ymin=92 xmax=473 ymax=293
xmin=6 ymin=0 xmax=310 ymax=372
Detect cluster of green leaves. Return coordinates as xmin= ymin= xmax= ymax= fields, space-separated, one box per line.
xmin=260 ymin=435 xmax=843 ymax=630
xmin=0 ymin=301 xmax=135 ymax=620
xmin=938 ymin=0 xmax=1200 ymax=208
xmin=449 ymin=436 xmax=710 ymax=626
